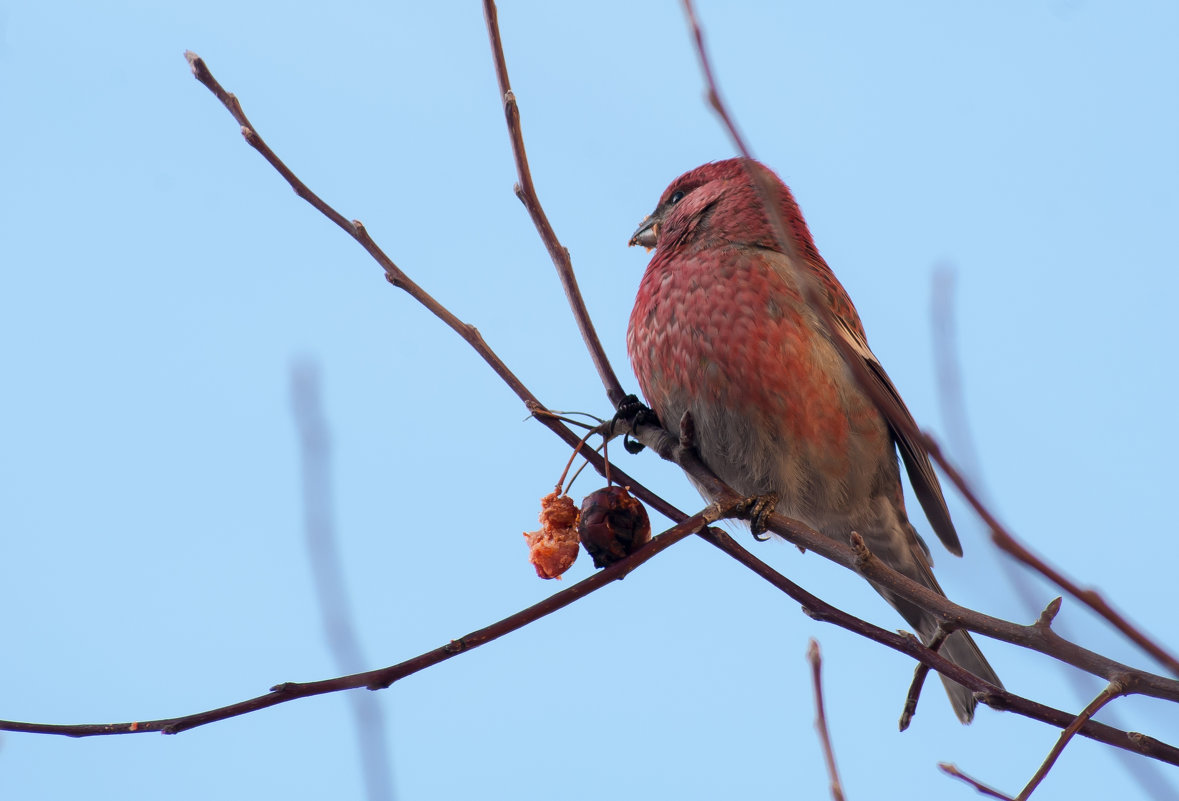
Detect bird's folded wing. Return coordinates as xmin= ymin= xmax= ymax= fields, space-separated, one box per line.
xmin=832 ymin=314 xmax=964 ymax=557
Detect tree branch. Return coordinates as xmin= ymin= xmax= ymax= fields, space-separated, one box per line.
xmin=939 ymin=763 xmax=1016 ymax=800
xmin=0 ymin=505 xmax=723 ymax=738
xmin=899 ymin=624 xmax=952 ymax=731
xmin=807 ymin=640 xmax=847 ymax=801
xmin=482 ymin=0 xmax=626 ymax=407
xmin=622 ymin=400 xmax=1179 ymax=713
xmin=1016 ymin=677 xmax=1130 ymax=800
xmin=290 ymin=362 xmax=394 ymax=801
xmin=184 ymin=51 xmax=542 ymax=417
xmin=931 ymin=267 xmax=1178 ymax=797
xmin=696 ymin=528 xmax=1179 ymax=765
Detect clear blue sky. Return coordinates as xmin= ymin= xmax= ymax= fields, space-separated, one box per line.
xmin=2 ymin=2 xmax=1177 ymax=799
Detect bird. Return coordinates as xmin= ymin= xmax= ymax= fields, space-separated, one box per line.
xmin=625 ymin=158 xmax=1001 ymax=722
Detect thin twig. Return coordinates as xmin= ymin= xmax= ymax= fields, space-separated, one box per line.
xmin=697 ymin=528 xmax=1179 ymax=765
xmin=184 ymin=51 xmax=540 ymax=415
xmin=933 ymin=270 xmax=1178 ymax=798
xmin=5 ymin=507 xmax=1172 ymax=767
xmin=988 ymin=529 xmax=1179 ymax=676
xmin=679 ymin=1 xmax=803 ymax=270
xmin=482 ymin=0 xmax=626 ymax=407
xmin=0 ymin=506 xmax=724 ymax=738
xmin=865 ymin=272 xmax=1177 ymax=671
xmin=291 ymin=362 xmax=395 ymax=801
xmin=807 ymin=640 xmax=846 ymax=801
xmin=931 ymin=267 xmax=986 ymax=484
xmin=1016 ymin=678 xmax=1130 ymax=800
xmin=666 ymin=465 xmax=1179 ymax=712
xmin=898 ymin=624 xmax=952 ymax=731
xmin=938 ymin=763 xmax=1016 ymax=800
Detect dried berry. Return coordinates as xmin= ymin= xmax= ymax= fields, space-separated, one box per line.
xmin=524 ymin=491 xmax=579 ymax=579
xmin=577 ymin=486 xmax=651 ymax=568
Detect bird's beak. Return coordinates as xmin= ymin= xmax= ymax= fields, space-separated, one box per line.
xmin=629 ymin=215 xmax=660 ymax=250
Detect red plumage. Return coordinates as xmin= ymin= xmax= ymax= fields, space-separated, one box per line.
xmin=626 ymin=159 xmax=1000 ymax=722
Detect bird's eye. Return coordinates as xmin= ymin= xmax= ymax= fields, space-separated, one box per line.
xmin=668 ymin=190 xmax=685 ymax=205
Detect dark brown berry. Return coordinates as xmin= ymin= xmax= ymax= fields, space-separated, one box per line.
xmin=577 ymin=486 xmax=651 ymax=568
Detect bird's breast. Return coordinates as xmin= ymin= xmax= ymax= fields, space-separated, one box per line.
xmin=627 ymin=246 xmax=887 ymax=512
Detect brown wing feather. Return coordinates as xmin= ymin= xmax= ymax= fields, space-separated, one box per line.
xmin=833 ymin=316 xmax=963 ymax=557
xmin=780 ymin=242 xmax=962 ymax=557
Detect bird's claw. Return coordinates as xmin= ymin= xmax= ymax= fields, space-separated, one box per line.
xmin=734 ymin=493 xmax=780 ymax=540
xmin=614 ymin=393 xmax=659 ymax=454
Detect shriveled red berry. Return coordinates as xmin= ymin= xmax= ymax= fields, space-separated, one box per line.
xmin=524 ymin=491 xmax=579 ymax=579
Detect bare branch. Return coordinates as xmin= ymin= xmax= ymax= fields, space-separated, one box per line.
xmin=184 ymin=51 xmax=541 ymax=417
xmin=932 ymin=271 xmax=1179 ymax=798
xmin=855 ymin=261 xmax=1177 ymax=676
xmin=943 ymin=674 xmax=1137 ymax=801
xmin=930 ymin=271 xmax=1178 ymax=675
xmin=931 ymin=267 xmax=987 ymax=484
xmin=987 ymin=527 xmax=1179 ymax=676
xmin=624 ymin=375 xmax=1179 ymax=724
xmin=290 ymin=362 xmax=395 ymax=801
xmin=1016 ymin=677 xmax=1131 ymax=800
xmin=698 ymin=528 xmax=1179 ymax=766
xmin=0 ymin=506 xmax=722 ymax=738
xmin=899 ymin=625 xmax=952 ymax=731
xmin=481 ymin=1 xmax=626 ymax=407
xmin=1035 ymin=597 xmax=1063 ymax=631
xmin=939 ymin=763 xmax=1016 ymax=800
xmin=678 ymin=1 xmax=805 ymax=272
xmin=807 ymin=640 xmax=846 ymax=801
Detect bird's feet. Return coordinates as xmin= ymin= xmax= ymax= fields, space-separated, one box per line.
xmin=614 ymin=393 xmax=660 ymax=454
xmin=733 ymin=492 xmax=780 ymax=541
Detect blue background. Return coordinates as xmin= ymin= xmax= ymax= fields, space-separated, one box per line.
xmin=2 ymin=1 xmax=1177 ymax=798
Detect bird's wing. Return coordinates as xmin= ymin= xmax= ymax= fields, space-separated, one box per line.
xmin=762 ymin=247 xmax=963 ymax=556
xmin=830 ymin=313 xmax=964 ymax=557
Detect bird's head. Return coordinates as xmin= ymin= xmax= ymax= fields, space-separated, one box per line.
xmin=629 ymin=158 xmax=819 ymax=263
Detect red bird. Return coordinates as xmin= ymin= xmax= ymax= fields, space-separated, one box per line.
xmin=626 ymin=159 xmax=1000 ymax=722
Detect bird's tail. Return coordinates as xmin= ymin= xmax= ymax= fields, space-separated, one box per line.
xmin=871 ymin=558 xmax=1002 ymax=724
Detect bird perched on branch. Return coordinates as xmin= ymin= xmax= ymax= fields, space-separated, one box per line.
xmin=626 ymin=158 xmax=1000 ymax=722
